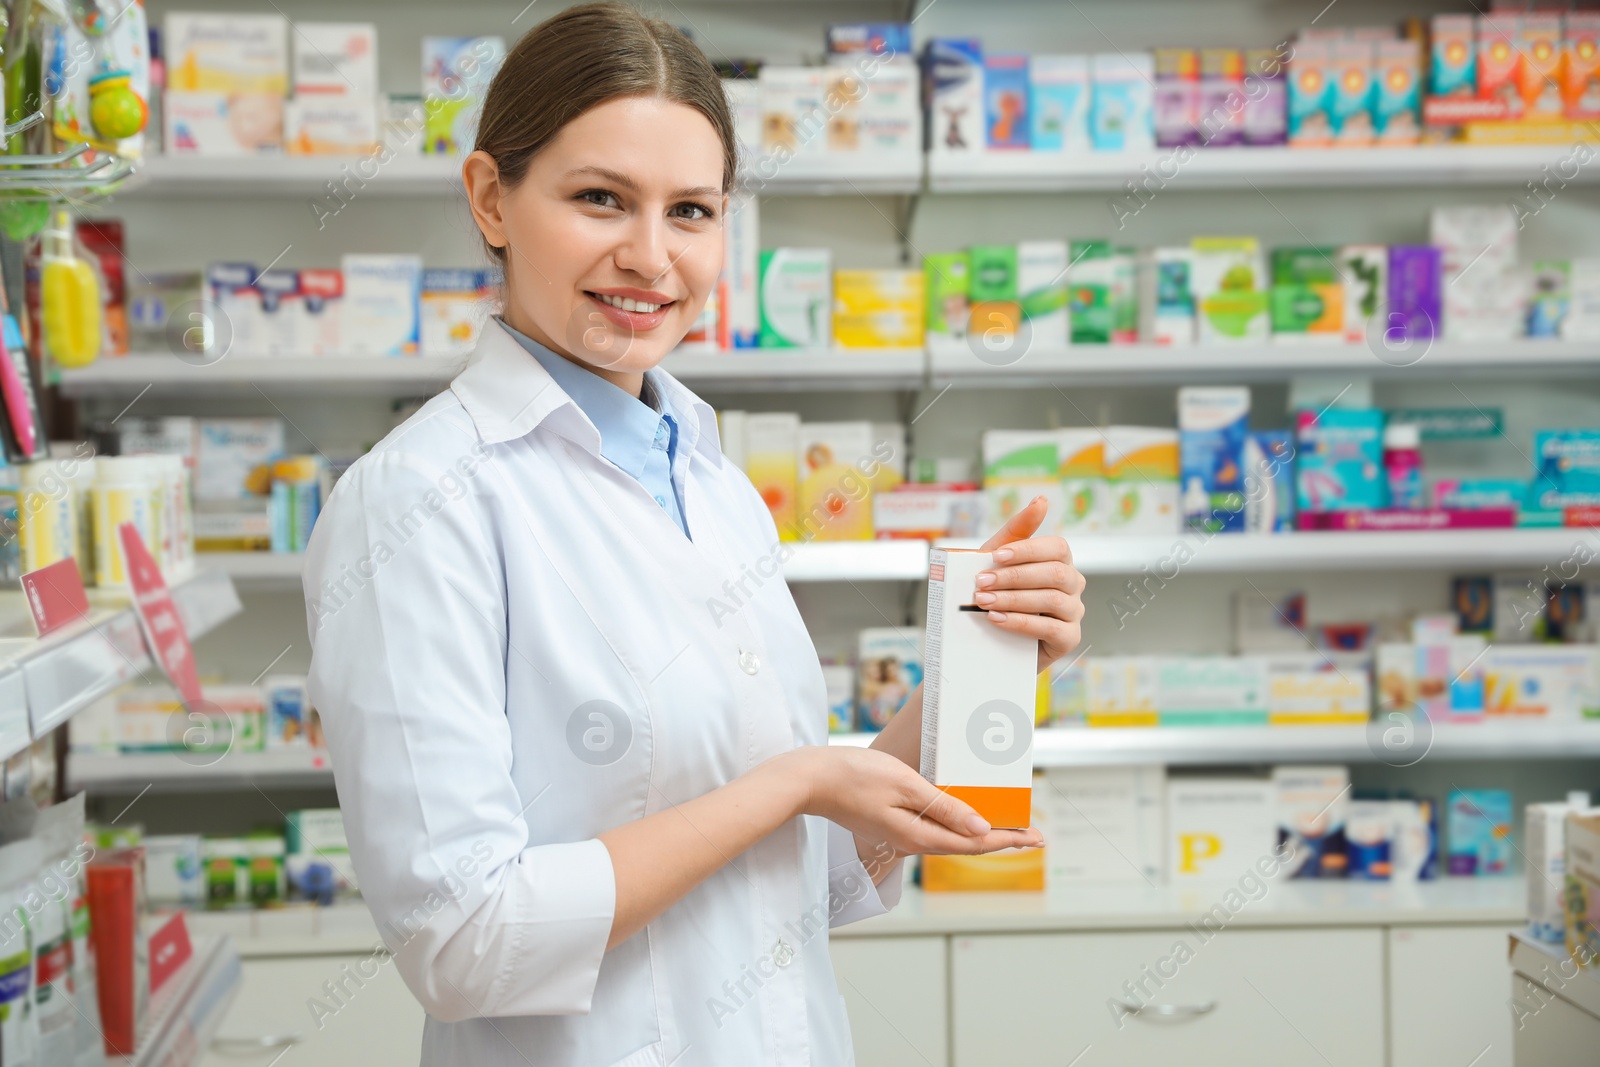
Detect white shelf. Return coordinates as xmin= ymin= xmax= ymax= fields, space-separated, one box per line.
xmin=114 ymin=934 xmax=241 ymax=1067
xmin=69 ymin=747 xmax=335 ymax=793
xmin=660 ymin=347 xmax=926 ymax=391
xmin=927 ymin=337 xmax=1600 ymax=387
xmin=0 ymin=570 xmax=243 ymax=747
xmin=926 ymin=144 xmax=1600 ymax=194
xmin=204 ymin=540 xmax=930 ymax=590
xmin=121 ymin=151 xmax=921 ymax=198
xmin=834 ymin=720 xmax=1600 ymax=767
xmin=58 ymin=355 xmax=465 ymax=396
xmin=840 ymin=876 xmax=1527 ymax=938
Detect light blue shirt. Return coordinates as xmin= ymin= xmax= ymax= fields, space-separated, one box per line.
xmin=500 ymin=320 xmax=690 ymax=538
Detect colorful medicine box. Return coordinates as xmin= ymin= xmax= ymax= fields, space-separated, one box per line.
xmin=1447 ymin=788 xmax=1512 ymax=876
xmin=1270 ymin=247 xmax=1344 ymax=341
xmin=924 ymin=252 xmax=970 ymax=339
xmin=924 ymin=39 xmax=985 ymax=154
xmin=758 ymin=248 xmax=832 ymax=348
xmin=1179 ymin=386 xmax=1249 ymax=533
xmin=1030 ymin=55 xmax=1090 ymax=151
xmin=1294 ymin=407 xmax=1386 ymax=514
xmin=832 ymin=269 xmax=924 ymax=348
xmin=1104 ymin=426 xmax=1179 ymax=535
xmin=984 ymin=53 xmax=1030 ymax=149
xmin=1090 ymin=53 xmax=1155 ymax=151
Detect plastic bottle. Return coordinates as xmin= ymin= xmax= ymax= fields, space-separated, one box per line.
xmin=40 ymin=209 xmax=102 ymax=368
xmin=17 ymin=459 xmax=77 ymax=573
xmin=91 ymin=455 xmax=161 ymax=587
xmin=1383 ymin=422 xmax=1423 ymax=510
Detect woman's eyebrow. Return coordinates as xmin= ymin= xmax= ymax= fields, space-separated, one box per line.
xmin=565 ymin=165 xmax=720 ymax=200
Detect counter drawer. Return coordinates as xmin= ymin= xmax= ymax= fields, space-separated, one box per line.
xmin=951 ymin=927 xmax=1383 ymax=1066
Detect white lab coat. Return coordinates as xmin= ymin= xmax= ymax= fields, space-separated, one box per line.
xmin=303 ymin=318 xmax=902 ymax=1066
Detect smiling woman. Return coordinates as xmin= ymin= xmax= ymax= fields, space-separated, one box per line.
xmin=302 ymin=3 xmax=1083 ymax=1066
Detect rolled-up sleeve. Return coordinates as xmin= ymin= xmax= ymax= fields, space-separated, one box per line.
xmin=824 ymin=819 xmax=905 ymax=928
xmin=304 ymin=448 xmax=614 ymax=1022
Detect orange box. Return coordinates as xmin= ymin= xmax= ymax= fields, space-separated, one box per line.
xmin=1519 ymin=14 xmax=1566 ymax=119
xmin=1478 ymin=14 xmax=1524 ymax=118
xmin=922 ymin=849 xmax=1044 ymax=891
xmin=1565 ymin=14 xmax=1600 ymax=119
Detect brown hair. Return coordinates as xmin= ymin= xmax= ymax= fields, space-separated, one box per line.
xmin=472 ymin=2 xmax=738 ymax=264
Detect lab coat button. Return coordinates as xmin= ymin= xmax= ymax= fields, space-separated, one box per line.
xmin=772 ymin=940 xmax=795 ymax=968
xmin=739 ymin=650 xmax=760 ymax=675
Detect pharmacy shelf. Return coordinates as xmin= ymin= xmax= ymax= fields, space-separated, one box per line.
xmin=660 ymin=347 xmax=926 ymax=391
xmin=926 ymin=144 xmax=1599 ymax=194
xmin=927 ymin=338 xmax=1600 ymax=387
xmin=69 ymin=748 xmax=336 ymax=793
xmin=123 ymin=151 xmax=921 ymax=198
xmin=1 ymin=569 xmax=243 ymax=744
xmin=941 ymin=528 xmax=1600 ymax=575
xmin=842 ymin=877 xmax=1526 ymax=938
xmin=835 ymin=721 xmax=1600 ymax=767
xmin=57 ymin=355 xmax=465 ymax=397
xmin=114 ymin=934 xmax=241 ymax=1067
xmin=58 ymin=348 xmax=927 ymax=396
xmin=206 ymin=539 xmax=930 ymax=590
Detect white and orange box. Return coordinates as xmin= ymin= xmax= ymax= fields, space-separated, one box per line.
xmin=919 ymin=547 xmax=1039 ymax=829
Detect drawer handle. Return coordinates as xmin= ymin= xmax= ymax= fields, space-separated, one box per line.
xmin=211 ymin=1033 xmax=306 ymax=1055
xmin=1115 ymin=1000 xmax=1216 ymax=1020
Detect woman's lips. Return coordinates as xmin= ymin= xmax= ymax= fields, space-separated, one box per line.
xmin=586 ymin=291 xmax=673 ymax=331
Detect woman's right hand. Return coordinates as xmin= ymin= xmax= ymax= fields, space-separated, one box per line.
xmin=781 ymin=745 xmax=1044 ymax=859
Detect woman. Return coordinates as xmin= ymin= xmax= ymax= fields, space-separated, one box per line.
xmin=304 ymin=5 xmax=1086 ymax=1065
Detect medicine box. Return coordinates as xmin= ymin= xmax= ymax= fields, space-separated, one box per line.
xmin=1068 ymin=240 xmax=1112 ymax=345
xmin=795 ymin=421 xmax=875 ymax=541
xmin=1017 ymin=240 xmax=1068 ymax=348
xmin=1294 ymin=407 xmax=1386 ymax=514
xmin=1430 ymin=15 xmax=1476 ymax=96
xmin=1179 ymin=385 xmax=1249 ymax=533
xmin=1373 ymin=39 xmax=1421 ymax=145
xmin=1528 ymin=795 xmax=1593 ymax=943
xmin=1090 ymin=53 xmax=1155 ymax=151
xmin=340 ymin=254 xmax=421 ymax=356
xmin=1167 ymin=776 xmax=1276 ymax=880
xmin=920 ymin=548 xmax=1038 ymax=829
xmin=206 ymin=263 xmax=265 ymax=355
xmin=144 ymin=835 xmax=204 ymax=906
xmin=1265 ymin=654 xmax=1370 ymax=725
xmin=1566 ymin=14 xmax=1600 ymax=121
xmin=981 ymin=430 xmax=1062 ymax=532
xmin=1288 ymin=42 xmax=1333 ymax=146
xmin=1055 ymin=429 xmax=1107 ymax=535
xmin=1029 ymin=55 xmax=1090 ymax=151
xmin=1104 ymin=426 xmax=1179 ymax=535
xmin=292 ymin=22 xmax=378 ymax=99
xmin=924 ymin=39 xmax=985 ymax=154
xmin=924 ymin=252 xmax=970 ymax=339
xmin=1154 ymin=657 xmax=1268 ymax=726
xmin=1243 ymin=430 xmax=1295 ymax=533
xmin=1328 ymin=41 xmax=1374 ymax=146
xmin=297 ymin=269 xmax=343 ymax=355
xmin=1270 ymin=246 xmax=1344 ymax=342
xmin=1154 ymin=48 xmax=1200 ymax=148
xmin=166 ymin=13 xmax=288 ymax=94
xmin=1199 ymin=48 xmax=1245 ymax=146
xmin=1038 ymin=765 xmax=1165 ymax=884
xmin=1086 ymin=657 xmax=1159 ymax=727
xmin=1345 ymin=800 xmax=1396 ymax=880
xmin=822 ymin=664 xmax=856 ymax=733
xmin=1483 ymin=645 xmax=1600 ymax=718
xmin=197 ymin=418 xmax=285 ymax=501
xmin=858 ymin=626 xmax=923 ymax=731
xmin=968 ymin=243 xmax=1019 ymax=311
xmin=832 ymin=269 xmax=924 ymax=349
xmin=723 ymin=196 xmax=760 ymax=348
xmin=420 ymin=269 xmax=493 ymax=357
xmin=1242 ymin=47 xmax=1288 ymax=147
xmin=1272 ymin=765 xmax=1349 ymax=878
xmin=1447 ymin=788 xmax=1512 ymax=876
xmin=759 ymin=248 xmax=832 ymax=348
xmin=743 ymin=412 xmax=800 ymax=538
xmin=1532 ymin=430 xmax=1600 ymax=508
xmin=984 ymin=54 xmax=1030 ymax=149
xmin=1111 ymin=249 xmax=1138 ymax=342
xmin=255 ymin=269 xmax=301 ymax=356
xmin=826 ymin=24 xmax=912 ymax=63
xmin=1565 ymin=810 xmax=1600 ymax=966
xmin=1338 ymin=245 xmax=1386 ymax=344
xmin=165 ymin=91 xmax=283 ymax=155
xmin=421 ymin=37 xmax=506 ymax=155
xmin=285 ymin=98 xmax=379 ymax=155
xmin=1191 ymin=237 xmax=1268 ymax=343
xmin=1140 ymin=247 xmax=1194 ymax=345
xmin=855 ymin=65 xmax=919 ymax=154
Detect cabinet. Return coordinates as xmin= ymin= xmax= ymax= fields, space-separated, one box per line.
xmin=831 ymin=936 xmax=948 ymax=1067
xmin=1389 ymin=924 xmax=1519 ymax=1067
xmin=950 ymin=928 xmax=1385 ymax=1066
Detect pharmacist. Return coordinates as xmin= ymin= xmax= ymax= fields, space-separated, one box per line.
xmin=304 ymin=5 xmax=1085 ymax=1065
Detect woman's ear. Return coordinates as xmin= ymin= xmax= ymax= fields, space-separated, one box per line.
xmin=462 ymin=150 xmax=509 ymax=250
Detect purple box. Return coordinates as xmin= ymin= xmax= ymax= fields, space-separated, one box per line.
xmin=1154 ymin=48 xmax=1200 ymax=147
xmin=1242 ymin=48 xmax=1288 ymax=145
xmin=1387 ymin=245 xmax=1441 ymax=342
xmin=1199 ymin=48 xmax=1245 ymax=145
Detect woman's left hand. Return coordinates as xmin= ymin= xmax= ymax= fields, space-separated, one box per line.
xmin=973 ymin=495 xmax=1086 ymax=674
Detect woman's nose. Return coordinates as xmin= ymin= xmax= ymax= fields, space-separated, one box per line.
xmin=615 ymin=215 xmax=676 ymax=282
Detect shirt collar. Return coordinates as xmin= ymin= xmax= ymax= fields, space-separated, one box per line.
xmin=450 ymin=317 xmax=724 ymax=468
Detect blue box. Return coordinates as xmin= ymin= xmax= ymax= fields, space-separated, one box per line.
xmin=1446 ymin=788 xmax=1512 ymax=876
xmin=1029 ymin=55 xmax=1090 ymax=151
xmin=826 ymin=23 xmax=911 ymax=62
xmin=1091 ymin=53 xmax=1155 ymax=151
xmin=1179 ymin=386 xmax=1249 ymax=533
xmin=1531 ymin=429 xmax=1600 ymax=511
xmin=984 ymin=53 xmax=1030 ymax=149
xmin=1294 ymin=408 xmax=1386 ymax=513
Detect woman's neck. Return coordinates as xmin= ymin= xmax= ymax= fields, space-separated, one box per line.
xmin=501 ymin=307 xmax=646 ymax=400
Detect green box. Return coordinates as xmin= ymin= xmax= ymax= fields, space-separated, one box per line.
xmin=924 ymin=252 xmax=970 ymax=336
xmin=1069 ymin=240 xmax=1112 ymax=344
xmin=1270 ymin=246 xmax=1341 ymax=284
xmin=967 ymin=244 xmax=1018 ymax=304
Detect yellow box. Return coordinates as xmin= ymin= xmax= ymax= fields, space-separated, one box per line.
xmin=922 ymin=849 xmax=1044 ymax=891
xmin=744 ymin=413 xmax=800 ymax=540
xmin=832 ymin=269 xmax=925 ymax=348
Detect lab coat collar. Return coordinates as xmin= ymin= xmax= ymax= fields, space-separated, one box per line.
xmin=451 ymin=317 xmax=724 ymax=468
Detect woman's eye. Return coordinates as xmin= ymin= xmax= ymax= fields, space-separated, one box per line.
xmin=579 ymin=190 xmax=619 ymax=208
xmin=672 ymin=202 xmax=714 ymax=222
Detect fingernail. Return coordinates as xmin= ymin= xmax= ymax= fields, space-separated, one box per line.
xmin=966 ymin=814 xmax=991 ymax=835
xmin=988 ymin=611 xmax=1007 ymax=622
xmin=975 ymin=572 xmax=996 ymax=587
xmin=993 ymin=547 xmax=1014 ymax=563
xmin=974 ymin=591 xmax=996 ymax=606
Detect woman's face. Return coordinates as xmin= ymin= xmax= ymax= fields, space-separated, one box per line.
xmin=467 ymin=95 xmax=727 ymax=383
